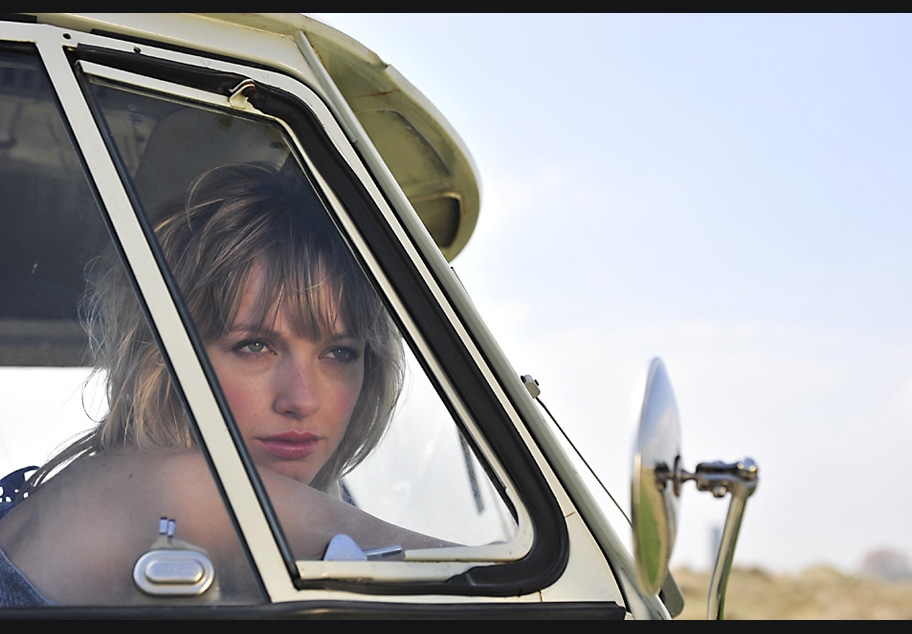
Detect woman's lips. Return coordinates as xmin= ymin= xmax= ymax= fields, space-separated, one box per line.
xmin=258 ymin=431 xmax=320 ymax=460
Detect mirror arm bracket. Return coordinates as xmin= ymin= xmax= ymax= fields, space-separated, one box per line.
xmin=677 ymin=458 xmax=759 ymax=620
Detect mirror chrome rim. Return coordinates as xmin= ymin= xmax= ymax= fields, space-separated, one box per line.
xmin=631 ymin=357 xmax=682 ymax=596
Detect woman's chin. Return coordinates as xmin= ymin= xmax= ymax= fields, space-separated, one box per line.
xmin=256 ymin=460 xmax=318 ymax=487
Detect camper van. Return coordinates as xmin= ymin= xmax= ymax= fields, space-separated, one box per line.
xmin=0 ymin=13 xmax=756 ymax=618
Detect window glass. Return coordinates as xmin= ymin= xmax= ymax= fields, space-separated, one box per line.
xmin=342 ymin=345 xmax=517 ymax=547
xmin=0 ymin=48 xmax=260 ymax=607
xmin=83 ymin=71 xmax=518 ymax=569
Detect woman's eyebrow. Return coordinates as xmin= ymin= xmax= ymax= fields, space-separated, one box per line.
xmin=224 ymin=321 xmax=361 ymax=343
xmin=327 ymin=331 xmax=359 ymax=341
xmin=225 ymin=322 xmax=278 ymax=337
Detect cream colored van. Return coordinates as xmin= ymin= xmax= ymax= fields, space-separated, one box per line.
xmin=0 ymin=13 xmax=756 ymax=618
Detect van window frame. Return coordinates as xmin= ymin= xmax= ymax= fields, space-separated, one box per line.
xmin=8 ymin=22 xmax=570 ymax=602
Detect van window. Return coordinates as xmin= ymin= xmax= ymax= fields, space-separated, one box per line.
xmin=81 ymin=64 xmax=519 ymax=576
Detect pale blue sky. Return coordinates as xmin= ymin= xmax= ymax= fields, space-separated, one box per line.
xmin=318 ymin=13 xmax=912 ymax=575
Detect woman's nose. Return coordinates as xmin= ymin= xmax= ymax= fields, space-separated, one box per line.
xmin=273 ymin=359 xmax=320 ymax=418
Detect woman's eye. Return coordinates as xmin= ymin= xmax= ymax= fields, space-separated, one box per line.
xmin=326 ymin=346 xmax=360 ymax=363
xmin=235 ymin=340 xmax=270 ymax=355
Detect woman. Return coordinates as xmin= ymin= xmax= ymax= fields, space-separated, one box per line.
xmin=0 ymin=162 xmax=445 ymax=605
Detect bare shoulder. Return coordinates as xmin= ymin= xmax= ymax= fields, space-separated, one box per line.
xmin=0 ymin=449 xmax=243 ymax=604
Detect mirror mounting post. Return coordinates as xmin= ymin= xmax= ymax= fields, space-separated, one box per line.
xmin=680 ymin=458 xmax=759 ymax=620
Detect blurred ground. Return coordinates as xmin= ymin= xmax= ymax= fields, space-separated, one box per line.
xmin=672 ymin=566 xmax=912 ymax=619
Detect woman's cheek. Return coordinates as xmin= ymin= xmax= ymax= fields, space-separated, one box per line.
xmin=215 ymin=364 xmax=264 ymax=424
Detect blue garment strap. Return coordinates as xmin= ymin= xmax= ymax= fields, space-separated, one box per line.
xmin=0 ymin=466 xmax=37 ymax=521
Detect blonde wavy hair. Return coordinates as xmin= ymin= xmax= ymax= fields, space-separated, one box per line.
xmin=33 ymin=162 xmax=403 ymax=494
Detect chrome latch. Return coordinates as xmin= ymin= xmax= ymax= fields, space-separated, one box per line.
xmin=133 ymin=518 xmax=216 ymax=597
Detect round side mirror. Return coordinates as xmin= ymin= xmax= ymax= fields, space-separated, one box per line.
xmin=631 ymin=357 xmax=682 ymax=596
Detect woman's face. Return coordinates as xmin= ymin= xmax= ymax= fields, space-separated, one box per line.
xmin=205 ymin=263 xmax=366 ymax=485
